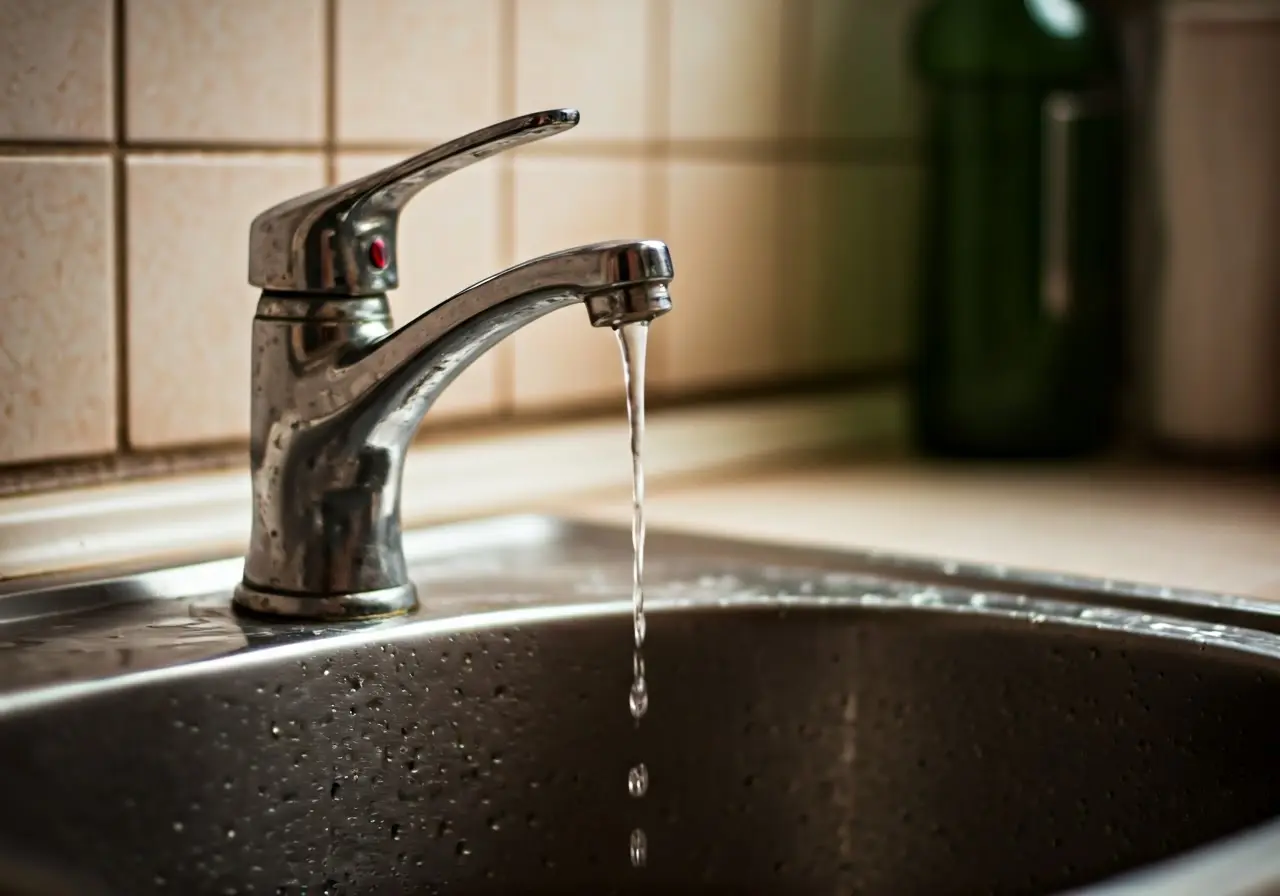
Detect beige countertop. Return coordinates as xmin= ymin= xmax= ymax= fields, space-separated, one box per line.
xmin=554 ymin=460 xmax=1280 ymax=601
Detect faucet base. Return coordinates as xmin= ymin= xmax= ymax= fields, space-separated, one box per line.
xmin=231 ymin=581 xmax=418 ymax=622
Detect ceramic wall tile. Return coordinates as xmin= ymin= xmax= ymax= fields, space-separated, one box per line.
xmin=126 ymin=0 xmax=325 ymax=143
xmin=0 ymin=0 xmax=114 ymax=140
xmin=515 ymin=0 xmax=651 ymax=141
xmin=0 ymin=156 xmax=116 ymax=463
xmin=669 ymin=0 xmax=786 ymax=140
xmin=336 ymin=153 xmax=505 ymax=419
xmin=511 ymin=155 xmax=647 ymax=410
xmin=664 ymin=159 xmax=780 ymax=388
xmin=126 ymin=154 xmax=325 ymax=447
xmin=336 ymin=0 xmax=503 ymax=144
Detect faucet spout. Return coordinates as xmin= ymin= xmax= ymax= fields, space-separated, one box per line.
xmin=338 ymin=238 xmax=673 ymax=426
xmin=233 ymin=239 xmax=673 ymax=621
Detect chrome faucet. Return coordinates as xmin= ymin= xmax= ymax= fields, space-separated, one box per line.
xmin=232 ymin=109 xmax=674 ymax=622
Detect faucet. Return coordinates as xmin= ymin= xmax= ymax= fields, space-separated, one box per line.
xmin=231 ymin=109 xmax=674 ymax=622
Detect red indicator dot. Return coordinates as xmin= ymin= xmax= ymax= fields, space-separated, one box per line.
xmin=369 ymin=237 xmax=389 ymax=270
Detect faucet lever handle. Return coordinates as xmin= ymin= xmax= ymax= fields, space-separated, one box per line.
xmin=247 ymin=108 xmax=580 ymax=296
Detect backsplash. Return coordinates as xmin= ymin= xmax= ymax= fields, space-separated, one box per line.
xmin=0 ymin=0 xmax=923 ymax=483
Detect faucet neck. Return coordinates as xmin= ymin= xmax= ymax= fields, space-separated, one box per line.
xmin=236 ymin=294 xmax=419 ymax=620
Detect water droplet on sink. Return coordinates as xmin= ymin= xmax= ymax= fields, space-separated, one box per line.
xmin=269 ymin=723 xmax=281 ymax=739
xmin=629 ymin=678 xmax=649 ymax=719
xmin=627 ymin=763 xmax=648 ymax=798
xmin=629 ymin=828 xmax=647 ymax=868
xmin=172 ymin=821 xmax=184 ymax=833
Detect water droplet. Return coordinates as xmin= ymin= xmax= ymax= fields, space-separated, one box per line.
xmin=455 ymin=839 xmax=470 ymax=857
xmin=225 ymin=827 xmax=236 ymax=840
xmin=629 ymin=828 xmax=647 ymax=868
xmin=172 ymin=821 xmax=184 ymax=833
xmin=629 ymin=677 xmax=649 ymax=719
xmin=269 ymin=723 xmax=280 ymax=738
xmin=627 ymin=763 xmax=649 ymax=798
xmin=390 ymin=823 xmax=400 ymax=841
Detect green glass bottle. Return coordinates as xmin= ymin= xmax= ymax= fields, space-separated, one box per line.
xmin=910 ymin=0 xmax=1125 ymax=458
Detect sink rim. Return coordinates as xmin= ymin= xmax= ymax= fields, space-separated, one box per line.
xmin=6 ymin=582 xmax=1280 ymax=719
xmin=5 ymin=513 xmax=1280 ymax=709
xmin=1067 ymin=811 xmax=1280 ymax=896
xmin=3 ymin=512 xmax=1279 ymax=628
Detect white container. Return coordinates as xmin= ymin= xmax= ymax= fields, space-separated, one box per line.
xmin=1152 ymin=0 xmax=1280 ymax=454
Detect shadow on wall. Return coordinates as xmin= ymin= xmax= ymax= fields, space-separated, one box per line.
xmin=795 ymin=0 xmax=927 ymax=384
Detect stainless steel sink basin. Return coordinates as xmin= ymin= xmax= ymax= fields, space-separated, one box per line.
xmin=3 ymin=515 xmax=1280 ymax=896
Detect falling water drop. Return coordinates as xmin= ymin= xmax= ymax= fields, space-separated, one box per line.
xmin=628 ymin=763 xmax=649 ymax=798
xmin=629 ymin=828 xmax=648 ymax=868
xmin=629 ymin=677 xmax=649 ymax=720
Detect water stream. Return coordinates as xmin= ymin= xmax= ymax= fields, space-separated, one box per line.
xmin=615 ymin=321 xmax=650 ymax=870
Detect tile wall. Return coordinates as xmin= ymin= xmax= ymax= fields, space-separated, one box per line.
xmin=0 ymin=0 xmax=924 ymax=485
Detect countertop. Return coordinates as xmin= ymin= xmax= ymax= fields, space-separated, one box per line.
xmin=554 ymin=460 xmax=1280 ymax=601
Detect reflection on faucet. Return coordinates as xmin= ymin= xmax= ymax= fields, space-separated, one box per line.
xmin=232 ymin=110 xmax=675 ymax=622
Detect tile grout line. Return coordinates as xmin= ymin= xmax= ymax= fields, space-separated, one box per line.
xmin=494 ymin=0 xmax=519 ymax=417
xmin=646 ymin=0 xmax=673 ymax=390
xmin=777 ymin=0 xmax=816 ymax=377
xmin=111 ymin=0 xmax=130 ymax=452
xmin=322 ymin=0 xmax=338 ymax=184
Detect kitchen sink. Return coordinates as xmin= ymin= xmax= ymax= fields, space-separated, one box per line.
xmin=2 ymin=515 xmax=1280 ymax=895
